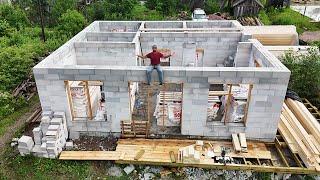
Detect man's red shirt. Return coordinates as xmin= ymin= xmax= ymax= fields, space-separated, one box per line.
xmin=146 ymin=51 xmax=164 ymax=65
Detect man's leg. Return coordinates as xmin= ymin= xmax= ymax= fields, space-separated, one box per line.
xmin=146 ymin=66 xmax=153 ymax=85
xmin=155 ymin=64 xmax=163 ymax=85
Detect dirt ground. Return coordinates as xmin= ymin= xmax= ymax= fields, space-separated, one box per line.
xmin=73 ymin=135 xmax=118 ymax=151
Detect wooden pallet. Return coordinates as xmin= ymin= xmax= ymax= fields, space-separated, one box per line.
xmin=121 ymin=120 xmax=149 ymax=138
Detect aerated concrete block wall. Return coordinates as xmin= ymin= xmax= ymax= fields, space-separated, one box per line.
xmin=139 ymin=32 xmax=242 ymax=67
xmin=74 ymin=42 xmax=137 ymax=66
xmin=33 ymin=21 xmax=291 ymax=141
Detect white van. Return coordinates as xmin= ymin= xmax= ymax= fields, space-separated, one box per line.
xmin=192 ymin=8 xmax=208 ymax=21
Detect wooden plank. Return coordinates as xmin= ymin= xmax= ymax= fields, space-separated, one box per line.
xmin=239 ymin=133 xmax=248 ymax=153
xmin=282 ymin=104 xmax=320 ymax=156
xmin=275 ymin=139 xmax=290 ymax=167
xmin=232 ymin=134 xmax=241 ymax=152
xmin=224 ymin=84 xmax=233 ymax=124
xmin=84 ymin=81 xmax=93 ymax=120
xmin=65 ymin=81 xmax=75 ymax=120
xmin=134 ymin=150 xmax=145 ymax=160
xmin=286 ymin=99 xmax=320 ymax=153
xmin=59 ymin=151 xmax=121 ymax=160
xmin=243 ymin=84 xmax=253 ymax=126
xmin=169 ymin=151 xmax=176 ymax=163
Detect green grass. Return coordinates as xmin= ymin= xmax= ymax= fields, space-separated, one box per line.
xmin=0 ymin=95 xmax=39 ymax=136
xmin=259 ymin=8 xmax=320 ymax=34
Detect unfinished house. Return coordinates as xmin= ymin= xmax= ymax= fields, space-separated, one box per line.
xmin=33 ymin=21 xmax=291 ymax=142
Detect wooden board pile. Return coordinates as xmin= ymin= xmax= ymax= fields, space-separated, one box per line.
xmin=232 ymin=133 xmax=248 ymax=153
xmin=154 ymin=91 xmax=182 ymax=126
xmin=237 ymin=17 xmax=263 ymax=26
xmin=243 ymin=26 xmax=298 ymax=46
xmin=278 ymin=98 xmax=320 ymax=170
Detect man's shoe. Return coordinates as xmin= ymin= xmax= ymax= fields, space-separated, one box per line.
xmin=159 ymin=82 xmax=163 ymax=85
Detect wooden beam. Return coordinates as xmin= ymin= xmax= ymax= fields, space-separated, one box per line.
xmin=232 ymin=134 xmax=241 ymax=152
xmin=84 ymin=81 xmax=93 ymax=120
xmin=65 ymin=81 xmax=75 ymax=120
xmin=275 ymin=138 xmax=290 ymax=167
xmin=224 ymin=84 xmax=233 ymax=124
xmin=239 ymin=133 xmax=248 ymax=152
xmin=243 ymin=84 xmax=253 ymax=126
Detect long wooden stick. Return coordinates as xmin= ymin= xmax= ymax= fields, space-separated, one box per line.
xmin=224 ymin=84 xmax=233 ymax=125
xmin=84 ymin=81 xmax=93 ymax=120
xmin=243 ymin=84 xmax=253 ymax=126
xmin=65 ymin=81 xmax=75 ymax=120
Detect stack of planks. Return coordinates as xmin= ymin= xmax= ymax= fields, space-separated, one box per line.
xmin=278 ymin=98 xmax=320 ymax=170
xmin=232 ymin=133 xmax=248 ymax=153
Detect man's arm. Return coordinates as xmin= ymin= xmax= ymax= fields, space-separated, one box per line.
xmin=163 ymin=52 xmax=175 ymax=59
xmin=137 ymin=54 xmax=147 ymax=59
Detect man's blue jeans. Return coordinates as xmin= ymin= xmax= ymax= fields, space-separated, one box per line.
xmin=146 ymin=64 xmax=163 ymax=85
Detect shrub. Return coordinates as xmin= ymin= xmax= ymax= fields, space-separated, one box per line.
xmin=0 ymin=4 xmax=29 ymax=30
xmin=281 ymin=48 xmax=320 ymax=108
xmin=0 ymin=91 xmax=26 ymax=119
xmin=57 ymin=10 xmax=87 ymax=38
xmin=0 ymin=47 xmax=34 ymax=91
xmin=131 ymin=4 xmax=164 ymax=20
xmin=204 ymin=0 xmax=220 ymax=14
xmin=0 ymin=19 xmax=14 ymax=37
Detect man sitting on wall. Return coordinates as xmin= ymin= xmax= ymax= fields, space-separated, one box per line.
xmin=137 ymin=45 xmax=173 ymax=85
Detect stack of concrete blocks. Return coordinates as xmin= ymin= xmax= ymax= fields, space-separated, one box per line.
xmin=18 ymin=136 xmax=34 ymax=156
xmin=18 ymin=111 xmax=69 ymax=158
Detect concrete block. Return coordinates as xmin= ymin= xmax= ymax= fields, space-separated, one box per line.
xmin=18 ymin=136 xmax=34 ymax=150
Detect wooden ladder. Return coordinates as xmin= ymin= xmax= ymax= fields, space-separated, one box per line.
xmin=120 ymin=120 xmax=149 ymax=138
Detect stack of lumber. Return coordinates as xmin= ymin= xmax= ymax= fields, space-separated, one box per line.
xmin=232 ymin=133 xmax=248 ymax=153
xmin=278 ymin=98 xmax=320 ymax=170
xmin=154 ymin=91 xmax=182 ymax=126
xmin=243 ymin=26 xmax=298 ymax=46
xmin=237 ymin=17 xmax=263 ymax=26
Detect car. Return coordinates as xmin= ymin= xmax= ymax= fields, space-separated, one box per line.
xmin=192 ymin=8 xmax=208 ymax=21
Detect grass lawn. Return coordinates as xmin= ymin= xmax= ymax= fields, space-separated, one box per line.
xmin=0 ymin=96 xmax=39 ymax=137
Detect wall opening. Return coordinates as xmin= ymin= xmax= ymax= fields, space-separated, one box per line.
xmin=207 ymin=84 xmax=253 ymax=125
xmin=129 ymin=82 xmax=183 ymax=135
xmin=65 ymin=80 xmax=106 ymax=121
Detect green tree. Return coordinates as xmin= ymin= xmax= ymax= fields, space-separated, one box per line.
xmin=204 ymin=0 xmax=220 ymax=14
xmin=50 ymin=0 xmax=77 ymax=24
xmin=83 ymin=1 xmax=106 ymax=22
xmin=145 ymin=0 xmax=179 ymax=16
xmin=281 ymin=48 xmax=320 ymax=108
xmin=104 ymin=0 xmax=138 ymax=20
xmin=57 ymin=10 xmax=87 ymax=37
xmin=0 ymin=4 xmax=29 ymax=30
